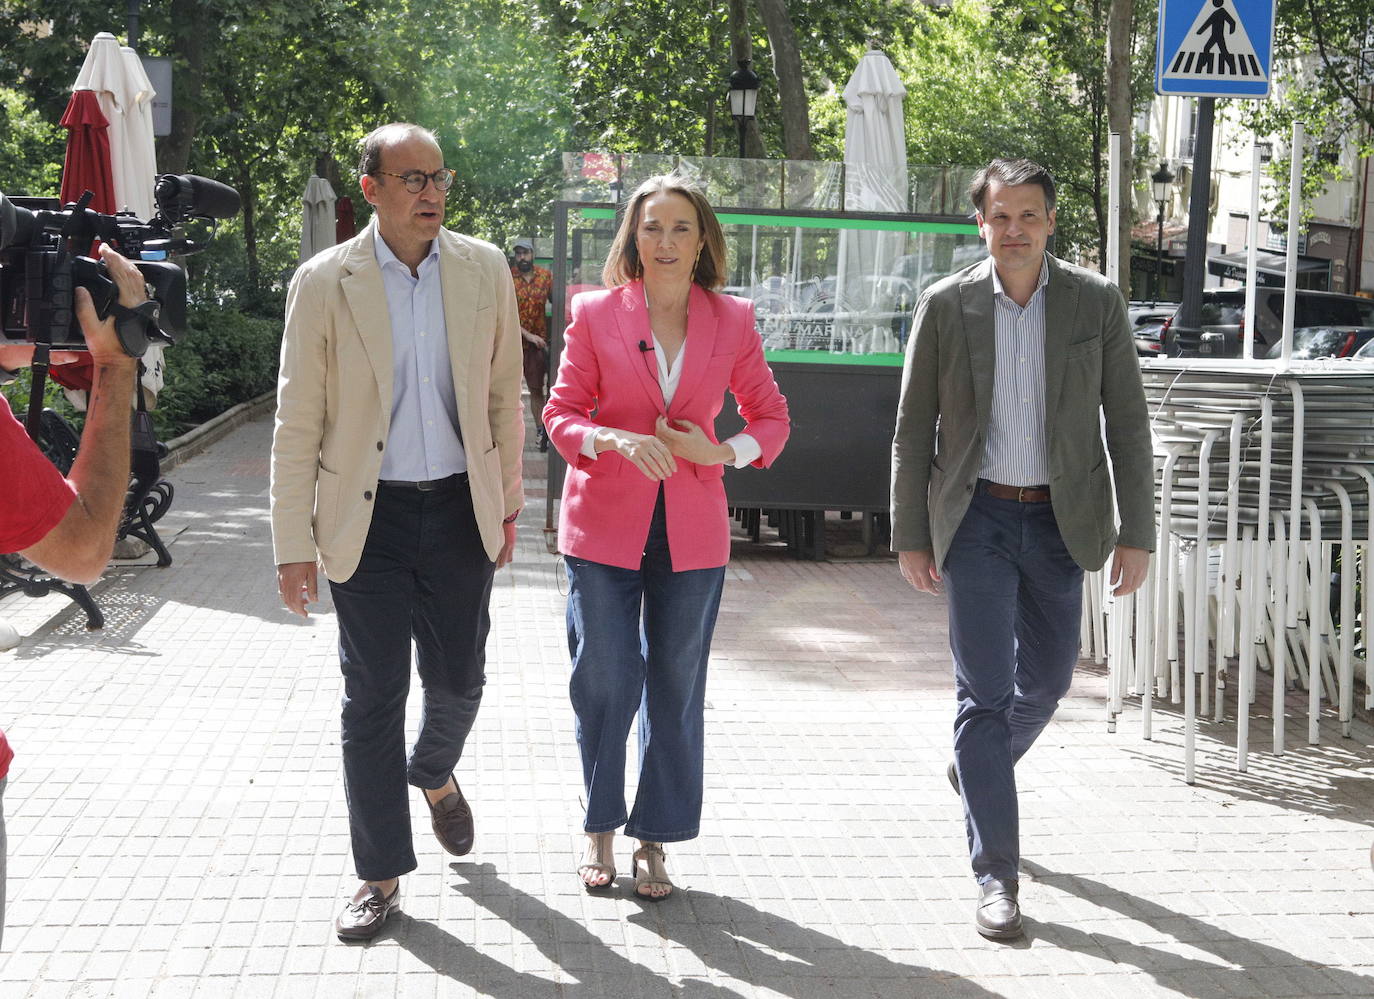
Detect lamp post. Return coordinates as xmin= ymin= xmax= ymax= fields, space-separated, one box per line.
xmin=1151 ymin=162 xmax=1175 ymax=305
xmin=728 ymin=59 xmax=760 ymax=160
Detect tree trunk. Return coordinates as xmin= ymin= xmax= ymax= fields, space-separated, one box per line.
xmin=753 ymin=0 xmax=813 ymax=160
xmin=237 ymin=159 xmax=259 ymax=296
xmin=154 ymin=0 xmax=212 ymax=175
xmin=1106 ymin=0 xmax=1135 ymax=298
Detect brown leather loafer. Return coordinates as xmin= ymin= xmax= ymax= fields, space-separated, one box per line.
xmin=335 ymin=882 xmax=400 ymax=942
xmin=424 ymin=774 xmax=474 ymax=856
xmin=975 ymin=878 xmax=1023 ymax=939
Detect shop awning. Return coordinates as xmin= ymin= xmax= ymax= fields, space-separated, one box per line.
xmin=1207 ymin=249 xmax=1330 ymax=283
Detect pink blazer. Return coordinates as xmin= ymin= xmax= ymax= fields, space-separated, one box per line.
xmin=544 ymin=281 xmax=790 ymax=571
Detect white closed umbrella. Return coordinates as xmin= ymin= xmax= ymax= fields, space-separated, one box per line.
xmin=300 ymin=176 xmax=338 ymax=263
xmin=835 ymin=48 xmax=908 ymax=355
xmin=117 ymin=45 xmax=157 ymax=222
xmin=73 ymin=32 xmax=157 ymax=221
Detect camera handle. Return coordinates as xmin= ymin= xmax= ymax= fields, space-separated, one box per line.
xmin=105 ymin=299 xmax=162 ymax=358
xmin=22 ymin=341 xmax=52 ymax=441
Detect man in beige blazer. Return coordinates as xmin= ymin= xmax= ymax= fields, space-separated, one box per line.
xmin=270 ymin=123 xmax=523 ymax=941
xmin=891 ymin=159 xmax=1154 ymax=940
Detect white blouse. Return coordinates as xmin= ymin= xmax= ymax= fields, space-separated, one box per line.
xmin=578 ymin=329 xmax=762 ymax=467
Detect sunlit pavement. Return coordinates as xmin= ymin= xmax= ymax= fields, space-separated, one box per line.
xmin=2 ymin=408 xmax=1373 ymax=998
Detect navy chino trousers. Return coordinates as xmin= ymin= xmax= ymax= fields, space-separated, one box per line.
xmin=329 ymin=476 xmax=494 ymax=882
xmin=942 ymin=487 xmax=1085 ymax=884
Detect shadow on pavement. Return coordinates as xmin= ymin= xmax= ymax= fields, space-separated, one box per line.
xmin=385 ymin=861 xmax=1003 ymax=998
xmin=1023 ymin=860 xmax=1374 ymax=998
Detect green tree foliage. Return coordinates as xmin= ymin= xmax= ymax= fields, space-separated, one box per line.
xmin=0 ymin=87 xmax=64 ymax=197
xmin=813 ymin=0 xmax=1160 ymax=265
xmin=1235 ymin=0 xmax=1373 ymax=226
xmin=865 ymin=1 xmax=1096 ymax=259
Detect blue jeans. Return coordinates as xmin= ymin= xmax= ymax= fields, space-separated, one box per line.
xmin=942 ymin=488 xmax=1084 ymax=883
xmin=329 ymin=477 xmax=493 ymax=881
xmin=565 ymin=494 xmax=726 ymax=842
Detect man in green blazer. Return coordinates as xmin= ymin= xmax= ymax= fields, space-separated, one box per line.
xmin=890 ymin=158 xmax=1155 ymax=940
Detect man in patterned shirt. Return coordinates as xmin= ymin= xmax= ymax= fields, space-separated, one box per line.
xmin=510 ymin=238 xmax=553 ymax=451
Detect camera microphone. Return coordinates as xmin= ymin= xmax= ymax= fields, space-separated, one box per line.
xmin=638 ymin=340 xmax=654 ymax=352
xmin=154 ymin=174 xmax=242 ymax=220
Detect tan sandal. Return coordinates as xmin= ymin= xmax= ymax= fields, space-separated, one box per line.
xmin=578 ymin=831 xmax=616 ymax=891
xmin=632 ymin=842 xmax=672 ymax=901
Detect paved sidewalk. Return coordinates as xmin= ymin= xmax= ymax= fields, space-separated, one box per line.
xmin=2 ymin=412 xmax=1373 ymax=998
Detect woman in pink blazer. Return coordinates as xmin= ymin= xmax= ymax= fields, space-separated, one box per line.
xmin=544 ymin=175 xmax=789 ymax=900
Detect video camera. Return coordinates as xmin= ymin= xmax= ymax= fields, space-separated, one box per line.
xmin=0 ymin=174 xmax=241 ymax=358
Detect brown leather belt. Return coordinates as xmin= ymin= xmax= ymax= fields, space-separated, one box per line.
xmin=979 ymin=479 xmax=1051 ymax=503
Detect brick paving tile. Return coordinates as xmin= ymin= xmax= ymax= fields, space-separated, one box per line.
xmin=1 ymin=409 xmax=1374 ymax=998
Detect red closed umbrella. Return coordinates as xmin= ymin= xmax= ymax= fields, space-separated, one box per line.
xmin=51 ymin=89 xmax=117 ymax=391
xmin=59 ymin=89 xmax=116 ymax=214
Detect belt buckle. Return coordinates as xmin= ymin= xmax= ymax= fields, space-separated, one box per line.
xmin=416 ymin=478 xmax=439 ymax=492
xmin=1017 ymin=486 xmax=1026 ymax=502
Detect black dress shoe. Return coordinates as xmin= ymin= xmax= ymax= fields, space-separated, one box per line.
xmin=424 ymin=774 xmax=474 ymax=856
xmin=975 ymin=878 xmax=1023 ymax=940
xmin=335 ymin=882 xmax=400 ymax=942
xmin=947 ymin=760 xmax=961 ymax=796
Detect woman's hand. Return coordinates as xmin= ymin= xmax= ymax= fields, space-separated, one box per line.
xmin=595 ymin=427 xmax=677 ymax=480
xmin=655 ymin=415 xmax=732 ymax=467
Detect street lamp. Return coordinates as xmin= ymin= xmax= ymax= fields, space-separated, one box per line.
xmin=728 ymin=59 xmax=760 ymax=160
xmin=1151 ymin=162 xmax=1175 ymax=305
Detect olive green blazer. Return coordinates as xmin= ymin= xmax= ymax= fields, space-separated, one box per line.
xmin=890 ymin=254 xmax=1155 ymax=572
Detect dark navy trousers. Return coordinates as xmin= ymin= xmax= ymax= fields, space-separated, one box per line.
xmin=942 ymin=487 xmax=1084 ymax=883
xmin=329 ymin=477 xmax=493 ymax=881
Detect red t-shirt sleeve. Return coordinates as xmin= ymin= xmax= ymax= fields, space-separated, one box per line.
xmin=0 ymin=396 xmax=77 ymax=553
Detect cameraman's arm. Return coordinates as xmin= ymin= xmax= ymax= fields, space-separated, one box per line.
xmin=20 ymin=247 xmax=144 ymax=583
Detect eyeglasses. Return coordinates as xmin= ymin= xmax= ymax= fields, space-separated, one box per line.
xmin=371 ymin=168 xmax=456 ymax=193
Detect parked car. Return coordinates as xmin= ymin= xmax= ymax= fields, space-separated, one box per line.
xmin=1264 ymin=326 xmax=1374 ymax=359
xmin=1161 ymin=288 xmax=1374 ymax=357
xmin=1129 ymin=302 xmax=1177 ymax=357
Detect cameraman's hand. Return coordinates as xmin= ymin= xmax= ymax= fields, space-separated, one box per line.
xmin=74 ymin=244 xmax=145 ymax=368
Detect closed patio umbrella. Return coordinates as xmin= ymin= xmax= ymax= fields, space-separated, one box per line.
xmin=835 ymin=48 xmax=909 ymax=355
xmin=73 ymin=31 xmax=156 ymax=220
xmin=54 ymin=33 xmax=164 ymax=401
xmin=301 ymin=175 xmax=338 ymax=263
xmin=58 ymin=89 xmax=116 ymax=215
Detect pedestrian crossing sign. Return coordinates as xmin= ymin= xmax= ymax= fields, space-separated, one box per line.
xmin=1156 ymin=0 xmax=1275 ymax=98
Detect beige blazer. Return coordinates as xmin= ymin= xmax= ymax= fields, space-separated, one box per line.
xmin=270 ymin=223 xmax=524 ymax=583
xmin=890 ymin=254 xmax=1155 ymax=573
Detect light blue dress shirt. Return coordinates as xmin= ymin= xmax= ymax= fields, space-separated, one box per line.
xmin=979 ymin=255 xmax=1050 ymax=487
xmin=374 ymin=228 xmax=467 ymax=480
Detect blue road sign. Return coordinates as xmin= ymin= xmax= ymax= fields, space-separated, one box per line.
xmin=1156 ymin=0 xmax=1275 ymax=98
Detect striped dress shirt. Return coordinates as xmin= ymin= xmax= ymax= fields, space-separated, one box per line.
xmin=978 ymin=255 xmax=1051 ymax=487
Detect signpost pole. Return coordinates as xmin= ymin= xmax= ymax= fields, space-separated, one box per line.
xmin=1173 ymin=97 xmax=1215 ymax=351
xmin=1243 ymin=142 xmax=1262 ymax=359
